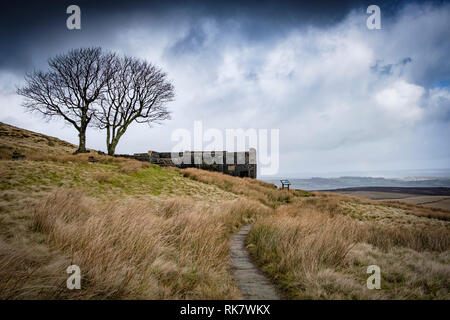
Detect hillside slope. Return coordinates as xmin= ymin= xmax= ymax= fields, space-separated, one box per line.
xmin=0 ymin=123 xmax=449 ymax=300
xmin=0 ymin=122 xmax=78 ymax=159
xmin=0 ymin=123 xmax=280 ymax=299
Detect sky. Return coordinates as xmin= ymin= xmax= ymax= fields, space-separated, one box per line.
xmin=0 ymin=0 xmax=449 ymax=177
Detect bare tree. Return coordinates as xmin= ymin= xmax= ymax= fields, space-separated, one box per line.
xmin=17 ymin=47 xmax=115 ymax=153
xmin=96 ymin=56 xmax=174 ymax=156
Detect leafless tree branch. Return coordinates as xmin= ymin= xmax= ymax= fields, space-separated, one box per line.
xmin=95 ymin=55 xmax=174 ymax=155
xmin=17 ymin=47 xmax=116 ymax=153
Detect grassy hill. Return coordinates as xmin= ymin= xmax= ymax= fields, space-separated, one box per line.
xmin=0 ymin=121 xmax=449 ymax=299
xmin=0 ymin=122 xmax=77 ymax=159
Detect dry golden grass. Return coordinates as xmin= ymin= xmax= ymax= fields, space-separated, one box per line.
xmin=0 ymin=241 xmax=71 ymax=299
xmin=313 ymin=191 xmax=450 ymax=221
xmin=28 ymin=153 xmax=151 ymax=175
xmin=1 ymin=189 xmax=272 ymax=299
xmin=115 ymin=158 xmax=150 ymax=174
xmin=0 ymin=122 xmax=77 ymax=159
xmin=92 ymin=172 xmax=112 ymax=183
xmin=180 ymin=168 xmax=294 ymax=206
xmin=379 ymin=200 xmax=450 ymax=220
xmin=0 ymin=136 xmax=242 ymax=299
xmin=334 ymin=190 xmax=450 ymax=211
xmin=2 ymin=122 xmax=449 ymax=300
xmin=248 ymin=198 xmax=450 ymax=299
xmin=387 ymin=196 xmax=450 ymax=211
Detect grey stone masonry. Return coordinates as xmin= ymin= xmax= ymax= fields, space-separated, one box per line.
xmin=117 ymin=148 xmax=257 ymax=178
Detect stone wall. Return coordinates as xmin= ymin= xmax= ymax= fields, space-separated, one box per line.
xmin=118 ymin=149 xmax=257 ymax=178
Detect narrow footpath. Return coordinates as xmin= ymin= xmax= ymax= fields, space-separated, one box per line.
xmin=229 ymin=224 xmax=281 ymax=300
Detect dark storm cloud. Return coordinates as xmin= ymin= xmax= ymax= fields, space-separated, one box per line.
xmin=371 ymin=57 xmax=412 ymax=75
xmin=170 ymin=23 xmax=208 ymax=55
xmin=0 ymin=0 xmax=440 ymax=72
xmin=1 ymin=0 xmax=449 ymax=175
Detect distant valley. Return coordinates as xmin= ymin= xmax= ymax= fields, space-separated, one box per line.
xmin=265 ymin=176 xmax=450 ymax=191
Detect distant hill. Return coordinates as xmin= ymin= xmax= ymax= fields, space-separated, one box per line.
xmin=0 ymin=121 xmax=77 ymax=159
xmin=323 ymin=186 xmax=450 ymax=196
xmin=265 ymin=176 xmax=450 ymax=191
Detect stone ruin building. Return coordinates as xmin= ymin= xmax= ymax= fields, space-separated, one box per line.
xmin=117 ymin=148 xmax=257 ymax=178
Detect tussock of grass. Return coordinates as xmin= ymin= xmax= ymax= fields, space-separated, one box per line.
xmin=92 ymin=172 xmax=112 ymax=183
xmin=1 ymin=189 xmax=272 ymax=299
xmin=180 ymin=168 xmax=294 ymax=206
xmin=0 ymin=240 xmax=71 ymax=300
xmin=314 ymin=191 xmax=450 ymax=221
xmin=360 ymin=223 xmax=449 ymax=252
xmin=116 ymin=158 xmax=150 ymax=174
xmin=248 ymin=199 xmax=450 ymax=299
xmin=378 ymin=200 xmax=450 ymax=221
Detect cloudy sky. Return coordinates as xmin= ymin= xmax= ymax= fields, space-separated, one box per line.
xmin=0 ymin=0 xmax=449 ymax=177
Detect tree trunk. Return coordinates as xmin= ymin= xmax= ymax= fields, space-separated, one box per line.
xmin=75 ymin=112 xmax=90 ymax=154
xmin=107 ymin=138 xmax=119 ymax=156
xmin=75 ymin=131 xmax=89 ymax=153
xmin=107 ymin=127 xmax=125 ymax=156
xmin=75 ymin=130 xmax=89 ymax=153
xmin=107 ymin=142 xmax=118 ymax=156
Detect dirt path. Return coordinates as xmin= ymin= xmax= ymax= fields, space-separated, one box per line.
xmin=229 ymin=224 xmax=281 ymax=300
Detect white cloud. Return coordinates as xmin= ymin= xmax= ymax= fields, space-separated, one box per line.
xmin=374 ymin=80 xmax=424 ymax=122
xmin=1 ymin=3 xmax=450 ymax=176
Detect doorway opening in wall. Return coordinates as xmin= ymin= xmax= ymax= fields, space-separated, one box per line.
xmin=240 ymin=171 xmax=249 ymax=177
